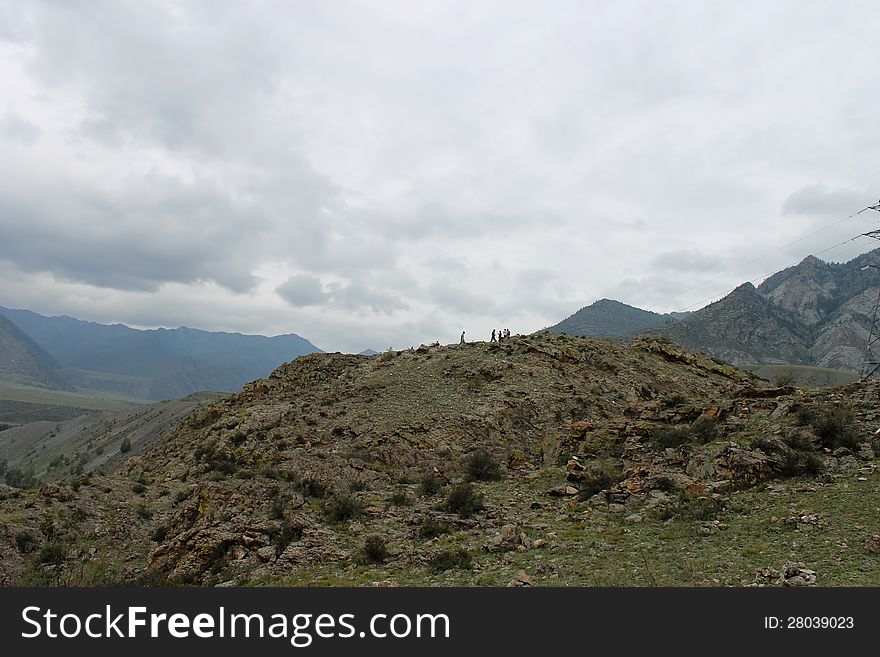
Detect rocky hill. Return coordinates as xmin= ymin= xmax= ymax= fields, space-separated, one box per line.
xmin=544 ymin=298 xmax=684 ymax=337
xmin=0 ymin=315 xmax=65 ymax=390
xmin=1 ymin=334 xmax=878 ymax=587
xmin=636 ymin=250 xmax=880 ymax=371
xmin=0 ymin=307 xmax=322 ymax=400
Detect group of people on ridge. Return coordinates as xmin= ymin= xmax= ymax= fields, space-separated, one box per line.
xmin=490 ymin=328 xmax=510 ymax=342
xmin=458 ymin=328 xmax=512 ymax=344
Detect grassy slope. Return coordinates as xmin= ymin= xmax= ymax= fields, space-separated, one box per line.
xmin=264 ymin=468 xmax=879 ymax=587
xmin=743 ymin=364 xmax=859 ymax=388
xmin=0 ymin=380 xmax=147 ymax=410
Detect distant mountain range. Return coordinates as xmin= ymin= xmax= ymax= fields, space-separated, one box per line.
xmin=544 ymin=298 xmax=689 ymax=337
xmin=0 ymin=307 xmax=322 ymax=400
xmin=0 ymin=314 xmax=67 ymax=390
xmin=546 ymin=250 xmax=880 ymax=372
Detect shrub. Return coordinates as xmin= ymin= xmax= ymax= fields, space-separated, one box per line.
xmin=272 ymin=521 xmax=303 ymax=557
xmin=120 ymin=437 xmax=132 ymax=454
xmin=576 ymin=465 xmax=622 ymax=500
xmin=783 ymin=430 xmax=815 ymax=452
xmin=650 ymin=425 xmax=691 ymax=449
xmin=774 ymin=372 xmax=796 ymax=387
xmin=429 ymin=549 xmax=473 ymax=574
xmin=359 ymin=535 xmax=389 ymax=564
xmin=15 ymin=531 xmax=35 ymax=554
xmin=690 ymin=417 xmax=720 ymax=444
xmin=38 ymin=541 xmax=67 ymax=565
xmin=418 ymin=518 xmax=453 ymax=540
xmin=657 ymin=492 xmax=724 ymax=522
xmin=780 ymin=451 xmax=823 ymax=477
xmin=390 ymin=487 xmax=411 ymax=507
xmin=323 ymin=494 xmax=363 ymax=523
xmin=791 ymin=404 xmax=815 ymax=427
xmin=131 ymin=483 xmax=146 ymax=495
xmin=135 ymin=504 xmax=152 ymax=520
xmin=269 ymin=493 xmax=287 ymax=520
xmin=0 ymin=459 xmax=6 ymax=476
xmin=299 ymin=477 xmax=327 ymax=498
xmin=442 ymin=483 xmax=484 ymax=518
xmin=654 ymin=475 xmax=677 ymax=493
xmin=419 ymin=472 xmax=444 ymax=497
xmin=150 ymin=525 xmax=169 ymax=543
xmin=464 ymin=449 xmax=502 ymax=482
xmin=812 ymin=407 xmax=859 ymax=450
xmin=4 ymin=468 xmax=38 ymax=489
xmin=347 ymin=478 xmax=369 ymax=492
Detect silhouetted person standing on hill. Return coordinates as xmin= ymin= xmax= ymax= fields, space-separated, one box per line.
xmin=460 ymin=331 xmax=466 ymax=344
xmin=491 ymin=329 xmax=496 ymax=343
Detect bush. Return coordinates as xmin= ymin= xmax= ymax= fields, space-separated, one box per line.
xmin=442 ymin=483 xmax=484 ymax=518
xmin=690 ymin=417 xmax=720 ymax=444
xmin=272 ymin=521 xmax=303 ymax=557
xmin=812 ymin=407 xmax=859 ymax=450
xmin=150 ymin=525 xmax=169 ymax=543
xmin=783 ymin=430 xmax=815 ymax=452
xmin=269 ymin=493 xmax=287 ymax=520
xmin=15 ymin=531 xmax=35 ymax=554
xmin=135 ymin=504 xmax=152 ymax=520
xmin=0 ymin=459 xmax=6 ymax=476
xmin=323 ymin=493 xmax=363 ymax=523
xmin=131 ymin=482 xmax=146 ymax=495
xmin=418 ymin=518 xmax=453 ymax=540
xmin=464 ymin=449 xmax=502 ymax=482
xmin=359 ymin=535 xmax=389 ymax=564
xmin=576 ymin=465 xmax=622 ymax=500
xmin=650 ymin=425 xmax=691 ymax=449
xmin=299 ymin=477 xmax=327 ymax=498
xmin=780 ymin=451 xmax=823 ymax=477
xmin=347 ymin=478 xmax=369 ymax=492
xmin=774 ymin=372 xmax=796 ymax=387
xmin=38 ymin=541 xmax=67 ymax=565
xmin=429 ymin=549 xmax=472 ymax=574
xmin=389 ymin=487 xmax=411 ymax=507
xmin=120 ymin=437 xmax=132 ymax=454
xmin=4 ymin=468 xmax=38 ymax=489
xmin=657 ymin=492 xmax=724 ymax=522
xmin=419 ymin=472 xmax=444 ymax=497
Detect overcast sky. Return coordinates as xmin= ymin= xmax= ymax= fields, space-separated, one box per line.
xmin=2 ymin=0 xmax=880 ymax=352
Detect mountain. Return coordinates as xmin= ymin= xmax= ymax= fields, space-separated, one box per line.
xmin=646 ymin=282 xmax=813 ymax=365
xmin=644 ymin=251 xmax=880 ymax=371
xmin=544 ymin=298 xmax=684 ymax=337
xmin=0 ymin=315 xmax=66 ymax=390
xmin=358 ymin=349 xmax=379 ymax=356
xmin=0 ymin=307 xmax=323 ymax=400
xmin=1 ymin=333 xmax=877 ymax=587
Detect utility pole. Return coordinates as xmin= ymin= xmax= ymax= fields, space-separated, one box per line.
xmin=860 ymin=198 xmax=880 ymax=380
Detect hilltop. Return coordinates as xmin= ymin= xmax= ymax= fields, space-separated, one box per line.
xmin=1 ymin=333 xmax=878 ymax=587
xmin=544 ymin=298 xmax=685 ymax=337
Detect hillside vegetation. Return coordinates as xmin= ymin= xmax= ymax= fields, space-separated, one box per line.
xmin=0 ymin=334 xmax=877 ymax=587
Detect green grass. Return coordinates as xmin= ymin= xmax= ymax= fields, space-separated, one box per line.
xmin=743 ymin=364 xmax=858 ymax=388
xmin=0 ymin=381 xmax=147 ymax=410
xmin=257 ymin=466 xmax=880 ymax=587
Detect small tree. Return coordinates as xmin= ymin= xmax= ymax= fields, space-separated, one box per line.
xmin=120 ymin=437 xmax=132 ymax=454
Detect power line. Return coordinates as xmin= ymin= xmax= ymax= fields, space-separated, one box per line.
xmin=653 ymin=170 xmax=880 ymax=308
xmin=676 ymin=234 xmax=877 ymax=312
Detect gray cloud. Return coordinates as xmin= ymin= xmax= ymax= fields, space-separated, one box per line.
xmin=1 ymin=0 xmax=880 ymax=352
